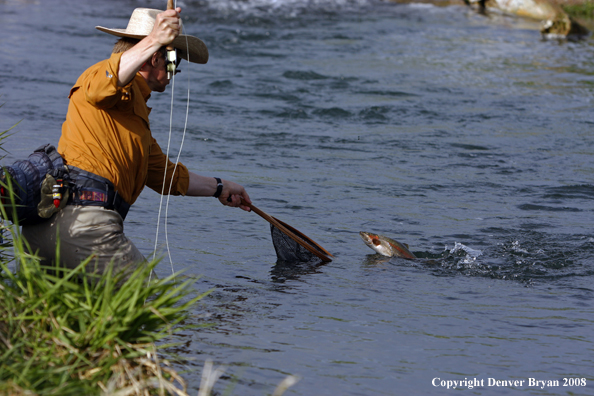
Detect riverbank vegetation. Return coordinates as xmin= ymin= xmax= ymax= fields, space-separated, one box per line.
xmin=0 ymin=220 xmax=207 ymax=395
xmin=560 ymin=0 xmax=594 ymax=18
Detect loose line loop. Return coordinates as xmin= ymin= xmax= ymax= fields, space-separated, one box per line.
xmin=152 ymin=0 xmax=189 ymax=279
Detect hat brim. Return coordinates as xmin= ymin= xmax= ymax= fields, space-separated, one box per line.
xmin=96 ymin=26 xmax=209 ymax=64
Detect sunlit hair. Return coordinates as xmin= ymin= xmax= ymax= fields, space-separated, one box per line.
xmin=112 ymin=37 xmax=139 ymax=54
xmin=112 ymin=37 xmax=167 ymax=59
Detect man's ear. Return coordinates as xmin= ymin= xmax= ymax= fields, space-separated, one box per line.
xmin=140 ymin=52 xmax=160 ymax=71
xmin=150 ymin=52 xmax=162 ymax=68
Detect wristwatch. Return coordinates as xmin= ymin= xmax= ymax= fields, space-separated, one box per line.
xmin=213 ymin=177 xmax=223 ymax=198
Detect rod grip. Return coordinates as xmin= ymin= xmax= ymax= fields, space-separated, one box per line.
xmin=166 ymin=0 xmax=175 ymax=51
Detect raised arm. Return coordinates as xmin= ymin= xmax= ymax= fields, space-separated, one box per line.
xmin=117 ymin=7 xmax=182 ymax=87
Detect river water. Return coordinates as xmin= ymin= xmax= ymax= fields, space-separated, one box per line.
xmin=1 ymin=0 xmax=593 ymax=395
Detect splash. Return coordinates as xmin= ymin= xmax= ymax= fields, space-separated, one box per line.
xmin=510 ymin=240 xmax=529 ymax=254
xmin=448 ymin=242 xmax=483 ymax=267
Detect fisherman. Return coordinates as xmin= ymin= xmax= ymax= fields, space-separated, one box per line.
xmin=21 ymin=6 xmax=251 ymax=274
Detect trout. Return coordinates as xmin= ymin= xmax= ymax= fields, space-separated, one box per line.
xmin=359 ymin=231 xmax=417 ymax=259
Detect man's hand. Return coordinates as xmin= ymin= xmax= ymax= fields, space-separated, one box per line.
xmin=218 ymin=180 xmax=252 ymax=212
xmin=149 ymin=7 xmax=182 ymax=48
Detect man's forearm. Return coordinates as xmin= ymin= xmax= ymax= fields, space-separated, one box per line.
xmin=117 ymin=36 xmax=161 ymax=86
xmin=186 ymin=172 xmax=220 ymax=197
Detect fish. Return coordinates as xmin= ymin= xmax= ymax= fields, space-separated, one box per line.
xmin=359 ymin=231 xmax=417 ymax=259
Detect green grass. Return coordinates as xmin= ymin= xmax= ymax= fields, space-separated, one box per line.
xmin=0 ymin=223 xmax=209 ymax=395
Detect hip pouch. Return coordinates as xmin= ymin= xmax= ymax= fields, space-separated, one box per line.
xmin=0 ymin=144 xmax=69 ymax=225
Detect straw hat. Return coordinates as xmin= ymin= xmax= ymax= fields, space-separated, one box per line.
xmin=96 ymin=8 xmax=208 ymax=64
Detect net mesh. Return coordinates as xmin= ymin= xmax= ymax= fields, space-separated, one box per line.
xmin=270 ymin=224 xmax=322 ymax=263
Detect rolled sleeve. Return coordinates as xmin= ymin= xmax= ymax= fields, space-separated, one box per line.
xmin=145 ymin=138 xmax=190 ymax=195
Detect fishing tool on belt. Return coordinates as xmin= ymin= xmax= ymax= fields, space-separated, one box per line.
xmin=243 ymin=199 xmax=333 ymax=263
xmin=52 ymin=177 xmax=65 ymax=208
xmin=38 ymin=168 xmax=71 ymax=219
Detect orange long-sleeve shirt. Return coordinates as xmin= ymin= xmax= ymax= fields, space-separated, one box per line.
xmin=58 ymin=52 xmax=189 ymax=205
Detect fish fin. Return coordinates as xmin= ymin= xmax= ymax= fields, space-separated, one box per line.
xmin=404 ymin=243 xmax=409 ymax=249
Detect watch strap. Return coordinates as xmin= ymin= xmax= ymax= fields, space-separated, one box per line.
xmin=213 ymin=177 xmax=223 ymax=198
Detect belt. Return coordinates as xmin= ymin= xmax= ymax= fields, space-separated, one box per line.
xmin=66 ymin=166 xmax=131 ymax=221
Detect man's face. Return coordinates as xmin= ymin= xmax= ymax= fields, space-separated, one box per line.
xmin=145 ymin=53 xmax=170 ymax=92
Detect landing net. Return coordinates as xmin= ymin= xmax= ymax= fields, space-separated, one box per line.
xmin=271 ymin=224 xmax=318 ymax=263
